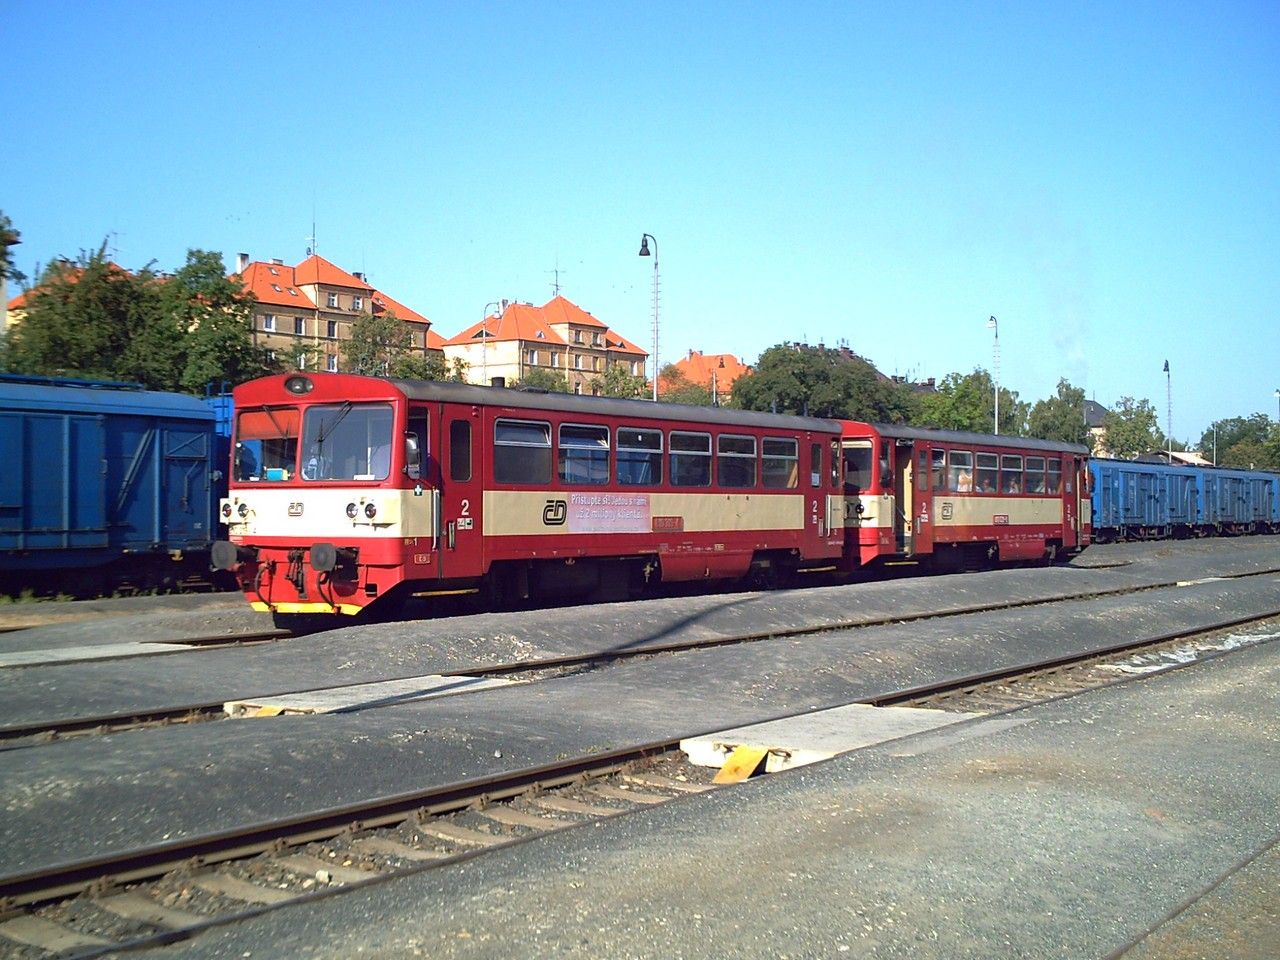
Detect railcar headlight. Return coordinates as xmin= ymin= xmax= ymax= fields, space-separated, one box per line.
xmin=364 ymin=503 xmax=378 ymax=520
xmin=346 ymin=502 xmax=359 ymax=519
xmin=221 ymin=503 xmax=233 ymax=519
xmin=237 ymin=503 xmax=250 ymax=518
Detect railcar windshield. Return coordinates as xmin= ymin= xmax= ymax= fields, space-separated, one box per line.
xmin=235 ymin=406 xmax=300 ymax=481
xmin=842 ymin=442 xmax=873 ymax=492
xmin=300 ymin=402 xmax=395 ymax=481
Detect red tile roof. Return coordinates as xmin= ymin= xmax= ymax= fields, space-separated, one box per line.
xmin=293 ymin=255 xmax=372 ymax=290
xmin=425 ymin=327 xmax=447 ymax=350
xmin=541 ymin=294 xmax=607 ymax=329
xmin=661 ymin=350 xmax=751 ymax=391
xmin=7 ymin=262 xmax=135 ymax=311
xmin=444 ymin=302 xmax=567 ymax=347
xmin=233 ymin=261 xmax=316 ymax=309
xmin=604 ymin=330 xmax=647 ymax=356
xmin=371 ymin=288 xmax=429 ymax=325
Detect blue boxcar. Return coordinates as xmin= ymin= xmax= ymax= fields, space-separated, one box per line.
xmin=0 ymin=375 xmax=225 ymax=594
xmin=1090 ymin=457 xmax=1279 ymax=541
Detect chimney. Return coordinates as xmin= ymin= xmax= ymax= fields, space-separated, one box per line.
xmin=235 ymin=252 xmax=249 ymax=273
xmin=271 ymin=258 xmax=283 ymax=265
xmin=352 ymin=271 xmax=364 ymax=282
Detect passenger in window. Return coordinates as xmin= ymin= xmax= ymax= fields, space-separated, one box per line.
xmin=956 ymin=470 xmax=973 ymax=492
xmin=976 ymin=476 xmax=995 ymax=493
xmin=1003 ymin=474 xmax=1021 ymax=494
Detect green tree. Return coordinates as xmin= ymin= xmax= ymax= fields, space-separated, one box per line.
xmin=388 ymin=351 xmax=449 ymax=381
xmin=1199 ymin=414 xmax=1273 ymax=467
xmin=518 ymin=367 xmax=570 ymax=392
xmin=0 ymin=211 xmax=23 ymax=284
xmin=596 ymin=361 xmax=647 ymax=399
xmin=1026 ymin=378 xmax=1091 ymax=447
xmin=916 ymin=369 xmax=1026 ymax=435
xmin=657 ymin=364 xmax=713 ymax=406
xmin=1 ymin=245 xmax=157 ymax=382
xmin=340 ymin=311 xmax=417 ymax=376
xmin=732 ymin=345 xmax=917 ymax=422
xmin=169 ymin=250 xmax=274 ymax=392
xmin=1100 ymin=396 xmax=1164 ymax=459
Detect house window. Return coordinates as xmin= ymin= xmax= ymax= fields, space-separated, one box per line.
xmin=573 ymin=330 xmax=583 ymax=343
xmin=573 ymin=383 xmax=582 ymax=395
xmin=266 ymin=350 xmax=277 ymax=361
xmin=574 ymin=355 xmax=583 ymax=370
xmin=593 ymin=357 xmax=602 ymax=372
xmin=551 ymin=353 xmax=560 ymax=368
xmin=327 ymin=292 xmax=339 ymax=308
xmin=593 ymin=332 xmax=602 ymax=346
xmin=632 ymin=361 xmax=642 ymax=376
xmin=326 ymin=354 xmax=338 ymax=372
xmin=352 ymin=296 xmax=363 ymax=311
xmin=327 ymin=320 xmax=338 ymax=338
xmin=297 ymin=354 xmax=307 ymax=370
xmin=526 ymin=349 xmax=539 ymax=366
xmin=262 ymin=314 xmax=276 ymax=332
xmin=294 ymin=317 xmax=305 ymax=336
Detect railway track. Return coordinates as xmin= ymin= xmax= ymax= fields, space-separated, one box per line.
xmin=2 ymin=567 xmax=1276 ymax=747
xmin=0 ymin=616 xmax=1275 ymax=958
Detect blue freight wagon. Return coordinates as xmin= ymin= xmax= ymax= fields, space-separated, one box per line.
xmin=0 ymin=374 xmax=228 ymax=596
xmin=1090 ymin=457 xmax=1278 ymax=542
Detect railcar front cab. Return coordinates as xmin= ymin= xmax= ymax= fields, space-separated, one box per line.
xmin=212 ymin=374 xmax=423 ymax=625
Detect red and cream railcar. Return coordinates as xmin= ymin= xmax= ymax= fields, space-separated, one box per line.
xmin=213 ymin=373 xmax=847 ymax=627
xmin=836 ymin=422 xmax=1091 ymax=570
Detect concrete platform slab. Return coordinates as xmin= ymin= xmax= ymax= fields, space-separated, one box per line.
xmin=223 ymin=674 xmax=518 ymax=716
xmin=681 ymin=702 xmax=987 ymax=773
xmin=0 ymin=640 xmax=193 ymax=668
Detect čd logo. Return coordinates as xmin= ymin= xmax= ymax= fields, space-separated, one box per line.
xmin=542 ymin=499 xmax=568 ymax=525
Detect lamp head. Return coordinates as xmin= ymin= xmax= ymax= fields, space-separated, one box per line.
xmin=638 ymin=236 xmax=651 ymax=257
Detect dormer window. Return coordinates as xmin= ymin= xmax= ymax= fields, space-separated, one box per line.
xmin=536 ymin=331 xmax=545 ymax=339
xmin=268 ymin=266 xmax=279 ymax=276
xmin=271 ymin=284 xmax=282 ymax=292
xmin=288 ymin=288 xmax=298 ymax=296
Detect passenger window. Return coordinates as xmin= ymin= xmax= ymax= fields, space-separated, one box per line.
xmin=717 ymin=435 xmax=757 ymax=488
xmin=449 ymin=419 xmax=472 ymax=482
xmin=762 ymin=438 xmax=798 ymax=489
xmin=949 ymin=451 xmax=973 ymax=492
xmin=917 ymin=449 xmax=930 ymax=491
xmin=1025 ymin=457 xmax=1046 ymax=494
xmin=931 ymin=449 xmax=947 ymax=491
xmin=494 ymin=418 xmax=551 ymax=484
xmin=670 ymin=431 xmax=712 ymax=487
xmin=811 ymin=443 xmax=823 ymax=488
xmin=829 ymin=439 xmax=840 ymax=488
xmin=1001 ymin=455 xmax=1024 ymax=493
xmin=558 ymin=423 xmax=609 ymax=485
xmin=616 ymin=427 xmax=662 ymax=486
xmin=1046 ymin=460 xmax=1062 ymax=494
xmin=975 ymin=453 xmax=998 ymax=493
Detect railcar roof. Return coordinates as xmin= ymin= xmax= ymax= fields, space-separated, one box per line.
xmin=862 ymin=421 xmax=1090 ymax=455
xmin=0 ymin=379 xmax=215 ymax=420
xmin=381 ymin=378 xmax=843 ymax=434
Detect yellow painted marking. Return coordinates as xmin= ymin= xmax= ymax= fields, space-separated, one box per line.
xmin=252 ymin=705 xmax=286 ymax=717
xmin=713 ymin=744 xmax=770 ymax=784
xmin=263 ymin=602 xmax=364 ymax=615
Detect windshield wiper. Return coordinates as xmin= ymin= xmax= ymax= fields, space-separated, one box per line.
xmin=315 ymin=401 xmax=353 ymax=446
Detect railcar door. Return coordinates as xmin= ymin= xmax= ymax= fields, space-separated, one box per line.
xmin=1062 ymin=455 xmax=1082 ymax=548
xmin=435 ymin=405 xmax=485 ymax=580
xmin=909 ymin=441 xmax=933 ymax=556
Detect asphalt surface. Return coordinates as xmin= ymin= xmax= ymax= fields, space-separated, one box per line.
xmin=1 ymin=537 xmax=1278 ymax=729
xmin=124 ymin=631 xmax=1280 ymax=960
xmin=1 ymin=572 xmax=1277 ymax=881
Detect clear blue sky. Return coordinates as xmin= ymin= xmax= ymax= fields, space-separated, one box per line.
xmin=5 ymin=1 xmax=1277 ymax=442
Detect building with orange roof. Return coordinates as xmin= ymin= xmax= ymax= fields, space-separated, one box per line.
xmin=442 ymin=295 xmax=647 ymax=395
xmin=659 ymin=350 xmax=752 ymax=401
xmin=232 ymin=252 xmax=438 ymax=373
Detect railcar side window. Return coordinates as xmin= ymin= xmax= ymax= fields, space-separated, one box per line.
xmin=948 ymin=451 xmax=973 ymax=492
xmin=235 ymin=406 xmax=301 ymax=482
xmin=917 ymin=449 xmax=930 ymax=490
xmin=1025 ymin=457 xmax=1046 ymax=494
xmin=670 ymin=431 xmax=712 ymax=487
xmin=1046 ymin=460 xmax=1062 ymax=494
xmin=494 ymin=419 xmax=551 ymax=485
xmin=810 ymin=443 xmax=823 ymax=487
xmin=717 ymin=435 xmax=757 ymax=488
xmin=829 ymin=440 xmax=840 ymax=488
xmin=975 ymin=453 xmax=998 ymax=493
xmin=450 ymin=420 xmax=472 ymax=482
xmin=616 ymin=427 xmax=662 ymax=486
xmin=931 ymin=449 xmax=946 ymax=490
xmin=1001 ymin=455 xmax=1023 ymax=493
xmin=762 ymin=438 xmax=799 ymax=489
xmin=300 ymin=403 xmax=395 ymax=481
xmin=558 ymin=423 xmax=609 ymax=485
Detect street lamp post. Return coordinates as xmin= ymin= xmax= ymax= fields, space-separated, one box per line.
xmin=987 ymin=316 xmax=1000 ymax=435
xmin=1274 ymin=388 xmax=1279 ymax=423
xmin=639 ymin=234 xmax=659 ymax=402
xmin=481 ymin=301 xmax=500 ymax=387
